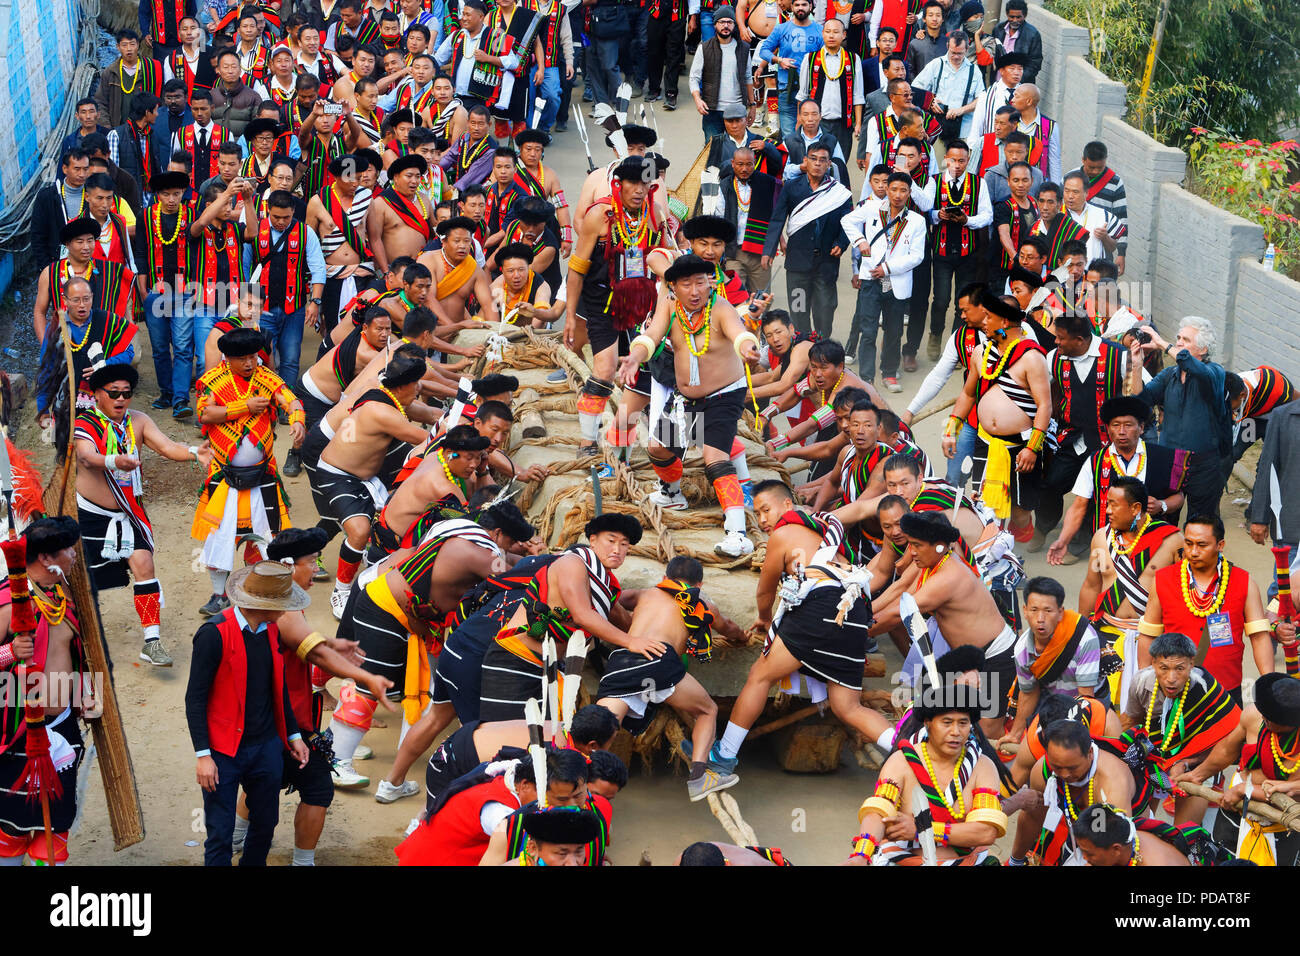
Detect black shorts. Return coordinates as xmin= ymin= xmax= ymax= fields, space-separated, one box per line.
xmin=78 ymin=506 xmax=150 ymax=592
xmin=431 ymin=593 xmax=522 ymax=721
xmin=425 ymin=720 xmax=482 ymax=807
xmin=341 ymin=587 xmax=409 ymax=700
xmin=774 ymin=586 xmax=873 ymax=690
xmin=309 ymin=463 xmax=382 ymax=526
xmin=282 ymin=741 xmax=334 ymax=807
xmin=478 ymin=640 xmax=542 ymax=723
xmin=666 ymin=387 xmax=745 ymax=457
xmin=578 ymin=300 xmax=629 ymax=357
xmin=365 ymin=518 xmax=403 ymax=566
xmin=298 ymin=422 xmax=331 ymax=474
xmin=980 ymin=644 xmax=1017 ymax=720
xmin=0 ymin=710 xmax=84 ymax=835
xmin=596 ymin=646 xmax=688 ymax=734
xmin=295 ymin=374 xmax=336 ymax=436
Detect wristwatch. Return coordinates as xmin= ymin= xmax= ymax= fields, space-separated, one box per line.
xmin=1160 ymin=500 xmax=1168 ymax=513
xmin=310 ymin=297 xmax=323 ymax=305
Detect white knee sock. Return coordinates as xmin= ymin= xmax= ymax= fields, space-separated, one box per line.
xmin=723 ymin=508 xmax=747 ymax=534
xmin=330 ymin=720 xmax=366 ymax=765
xmin=717 ymin=721 xmax=749 ymax=760
xmin=208 ymin=569 xmax=229 ymax=595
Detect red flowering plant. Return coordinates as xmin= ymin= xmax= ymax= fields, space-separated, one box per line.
xmin=1187 ymin=128 xmax=1300 ymax=278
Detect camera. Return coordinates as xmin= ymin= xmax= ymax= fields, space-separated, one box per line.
xmin=322 ymin=101 xmax=344 ymax=116
xmin=1132 ymin=329 xmax=1152 ymax=345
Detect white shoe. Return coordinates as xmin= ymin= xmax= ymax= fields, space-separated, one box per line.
xmin=375 ymin=780 xmax=421 ymax=804
xmin=404 ymin=817 xmax=422 ymax=837
xmin=715 ymin=531 xmax=755 ymax=557
xmin=648 ymin=487 xmax=689 ymax=509
xmin=331 ymin=760 xmax=370 ymax=789
xmin=354 ymin=744 xmax=373 ymax=761
xmin=330 ymin=586 xmax=350 ymax=621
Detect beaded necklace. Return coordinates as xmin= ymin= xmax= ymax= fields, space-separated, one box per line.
xmin=1105 ymin=443 xmax=1145 ymax=478
xmin=1145 ymin=677 xmax=1191 ymax=754
xmin=1108 ymin=513 xmax=1151 ymax=558
xmin=436 ymin=448 xmax=467 ymax=495
xmin=119 ymin=59 xmax=140 ymax=95
xmin=674 ymin=294 xmax=715 ymax=357
xmin=819 ymin=369 xmax=845 ymax=406
xmin=918 ymin=740 xmax=965 ymax=819
xmin=1179 ymin=557 xmax=1230 ymax=617
xmin=1061 ymin=767 xmax=1094 ymax=821
xmin=153 ymin=204 xmax=183 ymax=245
xmin=30 ymin=582 xmax=69 ymax=626
xmin=917 ymin=550 xmax=951 ymax=589
xmin=978 ymin=341 xmax=1013 ymax=381
xmin=1129 ymin=835 xmax=1141 ymax=866
xmin=377 ymin=383 xmax=406 ymax=416
xmin=62 ymin=183 xmax=86 ymax=218
xmin=1269 ymin=727 xmax=1300 ymax=777
xmin=609 ymin=190 xmax=650 ymax=249
xmin=815 ymin=46 xmax=847 ymax=80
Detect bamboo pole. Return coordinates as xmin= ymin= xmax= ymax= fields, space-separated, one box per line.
xmin=747 ymin=704 xmax=821 ymax=741
xmin=1177 ymin=780 xmax=1300 ymax=833
xmin=39 ymin=330 xmax=145 ymax=850
xmin=910 ymin=396 xmax=957 ymax=425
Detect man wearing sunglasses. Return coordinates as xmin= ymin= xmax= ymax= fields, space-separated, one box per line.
xmin=73 ymin=363 xmax=212 ymax=667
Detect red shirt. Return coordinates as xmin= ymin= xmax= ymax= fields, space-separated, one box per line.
xmin=395 ymin=777 xmax=520 ymax=866
xmin=1153 ymin=563 xmax=1251 ymax=692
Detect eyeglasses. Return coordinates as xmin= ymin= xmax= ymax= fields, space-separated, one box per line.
xmin=103 ymin=389 xmax=134 ymax=400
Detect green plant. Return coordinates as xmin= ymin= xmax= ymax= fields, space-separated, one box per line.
xmin=1047 ymin=0 xmax=1300 ymax=144
xmin=1187 ymin=129 xmax=1300 ymax=278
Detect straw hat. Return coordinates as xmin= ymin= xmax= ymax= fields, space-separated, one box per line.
xmin=226 ymin=561 xmax=311 ymax=612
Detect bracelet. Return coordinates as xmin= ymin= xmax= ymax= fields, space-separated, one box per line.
xmin=1026 ymin=428 xmax=1046 ymax=454
xmin=188 ymin=445 xmax=199 ymax=462
xmin=630 ymin=334 xmax=658 ymax=361
xmin=568 ymin=255 xmax=591 ymax=275
xmin=561 ymin=224 xmax=574 ymax=241
xmin=732 ymin=330 xmax=760 ymax=357
xmin=849 ymin=833 xmax=877 ymax=860
xmin=932 ymin=821 xmax=949 ymax=846
xmin=225 ymin=398 xmax=249 ymax=418
xmin=296 ymin=631 xmax=327 ymax=662
xmin=943 ymin=414 xmax=963 ymax=439
xmin=769 ymin=433 xmax=790 ymax=451
xmin=289 ymin=408 xmax=307 ymax=427
xmin=0 ymin=644 xmax=15 ymax=669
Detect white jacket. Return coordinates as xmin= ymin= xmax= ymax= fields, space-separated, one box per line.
xmin=841 ymin=201 xmax=927 ymax=299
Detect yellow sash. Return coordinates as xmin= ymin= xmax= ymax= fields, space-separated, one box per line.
xmin=365 ymin=576 xmax=429 ymax=726
xmin=435 ymin=254 xmax=476 ymax=299
xmin=976 ymin=424 xmax=1013 ymax=519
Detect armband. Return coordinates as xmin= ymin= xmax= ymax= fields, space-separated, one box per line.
xmin=1026 ymin=428 xmax=1046 ymax=454
xmin=561 ymin=225 xmax=573 ymax=243
xmin=761 ymin=403 xmax=779 ymax=420
xmin=858 ymin=777 xmax=902 ymax=822
xmin=1245 ymin=618 xmax=1271 ymax=636
xmin=568 ymin=255 xmax=591 ymax=275
xmin=971 ymin=787 xmax=1000 ymax=811
xmin=0 ymin=644 xmax=14 ymax=669
xmin=943 ymin=415 xmax=963 ymax=439
xmin=733 ymin=330 xmax=760 ymax=357
xmin=630 ymin=334 xmax=658 ymax=361
xmin=965 ymin=807 xmax=1009 ymax=837
xmin=553 ymin=188 xmax=569 ymax=210
xmin=1138 ymin=619 xmax=1164 ymax=637
xmin=849 ymin=833 xmax=877 ymax=860
xmin=224 ymin=399 xmax=249 ymax=418
xmin=811 ymin=404 xmax=837 ymax=430
xmin=289 ymin=407 xmax=307 ymax=427
xmin=296 ymin=631 xmax=327 ymax=662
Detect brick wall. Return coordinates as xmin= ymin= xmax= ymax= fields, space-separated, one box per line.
xmin=1233 ymin=262 xmax=1300 ymax=375
xmin=1058 ymin=57 xmax=1126 ymax=174
xmin=1098 ymin=116 xmax=1185 ymax=291
xmin=1022 ymin=1 xmax=1088 ymax=120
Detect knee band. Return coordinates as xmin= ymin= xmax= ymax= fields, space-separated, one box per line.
xmin=337 ymin=542 xmax=364 ymax=585
xmin=650 ymin=454 xmax=683 ymax=484
xmin=706 ymin=462 xmax=744 ymax=512
xmin=332 ymin=682 xmax=378 ymax=729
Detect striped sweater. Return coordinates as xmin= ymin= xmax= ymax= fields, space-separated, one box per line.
xmin=1066 ymin=165 xmax=1128 ymax=256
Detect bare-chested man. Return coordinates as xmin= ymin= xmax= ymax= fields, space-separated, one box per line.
xmin=74 ymin=365 xmax=209 ymax=668
xmin=1072 ymin=803 xmax=1191 ymax=867
xmin=419 ymin=215 xmax=497 ymax=331
xmin=597 ymin=555 xmax=746 ymax=802
xmin=0 ymin=517 xmax=94 ymax=865
xmin=574 ymin=124 xmax=666 ymax=220
xmin=943 ymin=289 xmax=1051 ymax=538
xmin=311 ymin=352 xmax=430 ymax=617
xmin=423 ymin=74 xmax=467 ymax=144
xmin=369 ymin=153 xmax=435 ymax=275
xmin=296 ymin=306 xmax=390 ymax=443
xmin=307 ymin=153 xmax=375 ymax=348
xmin=327 ymin=502 xmax=538 ymax=783
xmin=491 ymin=243 xmax=564 ymax=328
xmin=869 ymin=510 xmax=1016 ymax=738
xmin=700 ymin=480 xmax=890 ymax=779
xmin=737 ymin=0 xmax=791 ymax=129
xmin=618 ymin=253 xmax=761 ymax=556
xmin=367 ymin=423 xmax=489 ymax=562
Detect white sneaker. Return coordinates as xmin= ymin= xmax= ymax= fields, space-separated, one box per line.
xmin=354 ymin=744 xmax=373 ymax=761
xmin=375 ymin=780 xmax=421 ymax=804
xmin=331 ymin=760 xmax=370 ymax=789
xmin=648 ymin=487 xmax=689 ymax=509
xmin=715 ymin=531 xmax=755 ymax=557
xmin=330 ymin=586 xmax=350 ymax=621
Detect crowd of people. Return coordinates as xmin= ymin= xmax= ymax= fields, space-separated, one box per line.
xmin=3 ymin=0 xmax=1300 ymax=868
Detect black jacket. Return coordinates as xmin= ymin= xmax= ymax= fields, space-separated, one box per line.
xmin=32 ymin=185 xmax=70 ymax=269
xmin=991 ymin=20 xmax=1042 ymax=83
xmin=783 ymin=128 xmax=851 ymax=186
xmin=764 ymin=175 xmax=851 ymax=272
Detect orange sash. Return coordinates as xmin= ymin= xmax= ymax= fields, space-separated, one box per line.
xmin=435 ymin=254 xmax=476 ymax=299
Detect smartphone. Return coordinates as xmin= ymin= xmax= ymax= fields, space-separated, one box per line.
xmin=322 ymin=101 xmax=344 ymax=116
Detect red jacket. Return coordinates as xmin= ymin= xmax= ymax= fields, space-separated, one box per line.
xmin=395 ymin=777 xmax=520 ymax=866
xmin=206 ymin=610 xmax=291 ymax=757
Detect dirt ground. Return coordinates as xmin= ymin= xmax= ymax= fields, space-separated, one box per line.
xmin=5 ymin=96 xmax=1282 ymax=866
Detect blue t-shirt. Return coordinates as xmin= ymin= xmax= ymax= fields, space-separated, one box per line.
xmin=758 ymin=21 xmax=823 ymax=91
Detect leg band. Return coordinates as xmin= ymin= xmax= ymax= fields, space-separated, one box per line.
xmin=336 ymin=542 xmax=364 ymax=586
xmin=133 ymin=579 xmax=162 ymax=629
